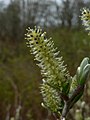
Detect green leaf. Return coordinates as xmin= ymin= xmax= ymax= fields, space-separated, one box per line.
xmin=76 ymin=67 xmax=80 ymax=82
xmin=79 ymin=64 xmax=90 ymax=85
xmin=76 ymin=57 xmax=89 ymax=80
xmin=79 ymin=57 xmax=89 ymax=74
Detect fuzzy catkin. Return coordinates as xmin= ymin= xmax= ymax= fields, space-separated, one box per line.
xmin=25 ymin=26 xmax=71 ymax=113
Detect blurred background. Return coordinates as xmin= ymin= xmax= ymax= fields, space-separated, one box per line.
xmin=0 ymin=0 xmax=90 ymax=120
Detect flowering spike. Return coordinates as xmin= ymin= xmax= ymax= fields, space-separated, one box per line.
xmin=25 ymin=26 xmax=71 ymax=114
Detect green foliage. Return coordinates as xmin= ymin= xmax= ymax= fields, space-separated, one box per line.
xmin=70 ymin=57 xmax=90 ymax=92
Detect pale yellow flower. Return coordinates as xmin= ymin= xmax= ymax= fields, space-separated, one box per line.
xmin=25 ymin=26 xmax=71 ymax=114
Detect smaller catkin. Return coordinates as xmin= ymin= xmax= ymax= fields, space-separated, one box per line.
xmin=81 ymin=8 xmax=90 ymax=35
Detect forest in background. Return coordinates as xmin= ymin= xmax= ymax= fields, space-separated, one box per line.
xmin=0 ymin=0 xmax=90 ymax=120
